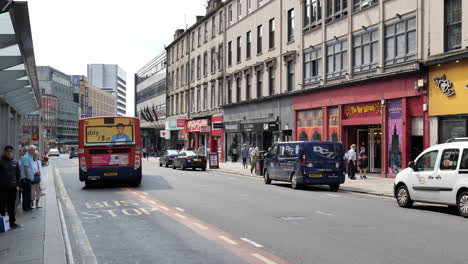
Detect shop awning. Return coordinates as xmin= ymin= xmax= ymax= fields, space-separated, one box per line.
xmin=240 ymin=116 xmax=278 ymax=124
xmin=0 ymin=2 xmax=40 ymax=114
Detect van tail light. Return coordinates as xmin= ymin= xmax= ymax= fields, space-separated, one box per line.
xmin=80 ymin=157 xmax=87 ymax=172
xmin=134 ymin=155 xmax=141 ymax=170
xmin=185 ymin=157 xmax=191 ymax=161
xmin=168 ymin=155 xmax=173 ymax=159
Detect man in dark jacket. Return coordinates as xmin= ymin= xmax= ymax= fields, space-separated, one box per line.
xmin=0 ymin=145 xmax=22 ymax=229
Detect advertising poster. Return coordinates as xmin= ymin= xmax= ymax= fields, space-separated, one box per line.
xmin=84 ymin=117 xmax=135 ymax=146
xmin=387 ymin=99 xmax=403 ymax=174
xmin=297 ymin=109 xmax=323 ymax=141
xmin=328 ymin=107 xmax=339 ymax=142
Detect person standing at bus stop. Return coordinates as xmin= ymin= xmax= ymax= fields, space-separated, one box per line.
xmin=345 ymin=144 xmax=357 ymax=180
xmin=20 ymin=145 xmax=35 ymax=212
xmin=0 ymin=145 xmax=22 ymax=229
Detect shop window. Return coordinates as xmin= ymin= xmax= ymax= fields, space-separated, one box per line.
xmin=326 ymin=38 xmax=348 ymax=79
xmin=440 ymin=149 xmax=460 ymax=170
xmin=415 ymin=151 xmax=438 ymax=171
xmin=304 ymin=47 xmax=322 ymax=83
xmin=445 ymin=0 xmax=462 ymax=51
xmin=439 ymin=118 xmax=467 ymax=143
xmin=353 ymin=28 xmax=378 ymax=73
xmin=384 ymin=16 xmax=416 ymax=66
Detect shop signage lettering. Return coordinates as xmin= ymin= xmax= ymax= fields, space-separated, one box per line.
xmin=187 ymin=119 xmax=208 ymax=132
xmin=224 ymin=122 xmax=240 ymax=132
xmin=243 ymin=124 xmax=254 ymax=132
xmin=166 ymin=120 xmax=184 ymax=130
xmin=200 ymin=126 xmax=211 ymax=133
xmin=343 ymin=102 xmax=382 ymax=119
xmin=433 ymin=74 xmax=455 ymax=96
xmin=212 ymin=123 xmax=224 ymax=130
xmin=176 ymin=119 xmax=186 ymax=128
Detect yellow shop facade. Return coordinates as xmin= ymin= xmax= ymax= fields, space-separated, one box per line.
xmin=429 ymin=60 xmax=468 ymax=144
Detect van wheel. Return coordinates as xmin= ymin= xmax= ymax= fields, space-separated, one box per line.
xmin=329 ymin=184 xmax=340 ymax=192
xmin=202 ymin=167 xmax=206 ymax=171
xmin=291 ymin=173 xmax=301 ymax=190
xmin=172 ymin=163 xmax=176 ymax=170
xmin=396 ymin=185 xmax=413 ymax=208
xmin=457 ymin=191 xmax=468 ymax=218
xmin=85 ymin=180 xmax=94 ymax=188
xmin=264 ymin=171 xmax=271 ymax=184
xmin=165 ymin=161 xmax=169 ymax=168
xmin=159 ymin=161 xmax=162 ymax=167
xmin=181 ymin=163 xmax=186 ymax=170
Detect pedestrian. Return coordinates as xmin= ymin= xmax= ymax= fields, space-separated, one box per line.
xmin=30 ymin=151 xmax=43 ymax=209
xmin=345 ymin=144 xmax=357 ymax=180
xmin=197 ymin=144 xmax=206 ymax=156
xmin=0 ymin=145 xmax=22 ymax=229
xmin=143 ymin=147 xmax=147 ymax=160
xmin=241 ymin=144 xmax=249 ymax=169
xmin=248 ymin=145 xmax=254 ymax=165
xmin=150 ymin=145 xmax=155 ymax=158
xmin=250 ymin=147 xmax=259 ymax=173
xmin=20 ymin=145 xmax=35 ymax=212
xmin=358 ymin=146 xmax=368 ymax=179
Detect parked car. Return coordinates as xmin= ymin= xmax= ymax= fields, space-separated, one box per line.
xmin=264 ymin=141 xmax=345 ymax=191
xmin=394 ymin=141 xmax=468 ymax=217
xmin=159 ymin=150 xmax=180 ymax=167
xmin=48 ymin=148 xmax=60 ymax=157
xmin=173 ymin=150 xmax=207 ymax=171
xmin=69 ymin=146 xmax=79 ymax=159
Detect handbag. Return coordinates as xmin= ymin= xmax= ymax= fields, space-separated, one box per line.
xmin=32 ymin=160 xmax=41 ymax=184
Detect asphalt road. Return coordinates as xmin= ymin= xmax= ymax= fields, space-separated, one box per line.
xmin=53 ymin=155 xmax=468 ymax=264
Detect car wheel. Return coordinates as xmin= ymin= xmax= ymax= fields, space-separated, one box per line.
xmin=181 ymin=162 xmax=186 ymax=170
xmin=172 ymin=162 xmax=176 ymax=170
xmin=291 ymin=173 xmax=301 ymax=189
xmin=192 ymin=167 xmax=196 ymax=171
xmin=202 ymin=167 xmax=206 ymax=171
xmin=329 ymin=184 xmax=340 ymax=192
xmin=264 ymin=170 xmax=271 ymax=184
xmin=457 ymin=191 xmax=468 ymax=218
xmin=159 ymin=161 xmax=163 ymax=167
xmin=396 ymin=184 xmax=413 ymax=208
xmin=165 ymin=161 xmax=169 ymax=168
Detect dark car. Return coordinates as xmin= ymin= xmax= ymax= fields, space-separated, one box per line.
xmin=159 ymin=150 xmax=180 ymax=167
xmin=69 ymin=146 xmax=79 ymax=159
xmin=173 ymin=151 xmax=207 ymax=171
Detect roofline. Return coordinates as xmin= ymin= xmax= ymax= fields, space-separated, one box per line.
xmin=136 ymin=50 xmax=166 ymax=76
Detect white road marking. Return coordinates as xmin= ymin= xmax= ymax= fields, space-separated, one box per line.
xmin=219 ymin=235 xmax=238 ymax=245
xmin=139 ymin=195 xmax=147 ymax=200
xmin=175 ymin=213 xmax=186 ymax=219
xmin=193 ymin=223 xmax=208 ymax=230
xmin=132 ymin=191 xmax=139 ymax=195
xmin=161 ymin=206 xmax=169 ymax=211
xmin=149 ymin=200 xmax=157 ymax=205
xmin=175 ymin=207 xmax=185 ymax=212
xmin=324 ymin=193 xmax=340 ymax=197
xmin=142 ymin=192 xmax=149 ymax=195
xmin=315 ymin=210 xmax=333 ymax=216
xmin=241 ymin=238 xmax=263 ymax=248
xmin=252 ymin=253 xmax=278 ymax=264
xmin=57 ymin=201 xmax=75 ymax=264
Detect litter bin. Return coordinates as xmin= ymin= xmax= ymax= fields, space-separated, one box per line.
xmin=255 ymin=151 xmax=267 ymax=176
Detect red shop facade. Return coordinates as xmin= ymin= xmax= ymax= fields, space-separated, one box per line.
xmin=293 ymin=73 xmax=429 ymax=177
xmin=186 ymin=115 xmax=224 ymax=162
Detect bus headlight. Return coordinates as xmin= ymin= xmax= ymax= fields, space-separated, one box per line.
xmin=134 ymin=155 xmax=141 ymax=170
xmin=80 ymin=157 xmax=87 ymax=172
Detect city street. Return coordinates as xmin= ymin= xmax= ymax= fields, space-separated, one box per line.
xmin=53 ymin=156 xmax=468 ymax=264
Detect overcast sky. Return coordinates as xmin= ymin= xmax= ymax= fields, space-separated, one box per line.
xmin=27 ymin=0 xmax=208 ymax=116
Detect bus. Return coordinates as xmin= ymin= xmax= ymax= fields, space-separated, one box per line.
xmin=78 ymin=116 xmax=142 ymax=187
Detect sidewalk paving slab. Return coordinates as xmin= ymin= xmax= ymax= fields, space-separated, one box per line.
xmin=145 ymin=157 xmax=395 ymax=198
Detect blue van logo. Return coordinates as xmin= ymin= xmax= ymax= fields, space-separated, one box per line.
xmin=313 ymin=146 xmax=335 ymax=159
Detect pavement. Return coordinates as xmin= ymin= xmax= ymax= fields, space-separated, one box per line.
xmin=146 ymin=157 xmax=395 ymax=197
xmin=0 ymin=161 xmax=66 ymax=264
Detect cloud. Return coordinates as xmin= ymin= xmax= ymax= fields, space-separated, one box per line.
xmin=27 ymin=0 xmax=208 ymax=115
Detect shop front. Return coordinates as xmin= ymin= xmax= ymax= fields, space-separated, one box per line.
xmin=294 ymin=74 xmax=428 ymax=177
xmin=210 ymin=115 xmax=224 ymax=162
xmin=165 ymin=118 xmax=186 ymax=150
xmin=429 ymin=60 xmax=468 ymax=145
xmin=187 ymin=119 xmax=211 ymax=154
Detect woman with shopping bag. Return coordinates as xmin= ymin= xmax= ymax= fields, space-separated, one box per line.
xmin=30 ymin=151 xmax=43 ymax=209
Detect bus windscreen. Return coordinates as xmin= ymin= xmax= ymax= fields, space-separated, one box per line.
xmin=84 ymin=117 xmax=136 ymax=146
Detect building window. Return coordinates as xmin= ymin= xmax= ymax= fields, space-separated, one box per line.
xmin=258 ymin=0 xmax=263 ymax=7
xmin=203 ymin=52 xmax=208 ymax=76
xmin=227 ymin=79 xmax=232 ymax=104
xmin=186 ymin=36 xmax=190 ymax=54
xmin=186 ymin=62 xmax=190 ymax=83
xmin=181 ymin=39 xmax=184 ymax=57
xmin=287 ymin=61 xmax=294 ymax=91
xmin=203 ymin=85 xmax=208 ymax=110
xmin=353 ymin=0 xmax=378 ymax=12
xmin=326 ymin=39 xmax=348 ymax=79
xmin=287 ymin=9 xmax=295 ymax=42
xmin=228 ymin=5 xmax=233 ymax=23
xmin=246 ymin=31 xmax=252 ymax=59
xmin=218 ymin=80 xmax=224 ymax=106
xmin=197 ymin=55 xmax=201 ymax=79
xmin=171 ymin=71 xmax=174 ymax=90
xmin=191 ymin=59 xmax=195 ymax=82
xmin=219 ymin=11 xmax=224 ymax=33
xmin=175 ymin=94 xmax=179 ymax=114
xmin=237 ymin=36 xmax=242 ymax=63
xmin=304 ymin=47 xmax=322 ymax=83
xmin=176 ymin=43 xmax=179 ymax=60
xmin=228 ymin=41 xmax=232 ymax=66
xmin=247 ymin=0 xmax=252 ymax=13
xmin=197 ymin=87 xmax=201 ymax=112
xmin=325 ymin=0 xmax=348 ymax=23
xmin=181 ymin=65 xmax=185 ymax=86
xmin=212 ymin=16 xmax=216 ymax=38
xmin=269 ymin=18 xmax=275 ymax=49
xmin=445 ymin=0 xmax=462 ymax=51
xmin=176 ymin=68 xmax=179 ymax=88
xmin=192 ymin=32 xmax=195 ymax=51
xmin=257 ymin=25 xmax=263 ymax=54
xmin=353 ymin=28 xmax=378 ymax=73
xmin=237 ymin=0 xmax=242 ymax=19
xmin=304 ymin=0 xmax=319 ymax=29
xmin=268 ymin=66 xmax=275 ymax=95
xmin=198 ymin=27 xmax=201 ymax=47
xmin=218 ymin=44 xmax=223 ymax=71
xmin=211 ymin=48 xmax=216 ymax=73
xmin=211 ymin=82 xmax=215 ymax=108
xmin=236 ymin=77 xmax=241 ymax=102
xmin=246 ymin=73 xmax=251 ymax=100
xmin=384 ymin=16 xmax=416 ymax=66
xmin=256 ymin=70 xmax=263 ymax=98
xmin=204 ymin=22 xmax=208 ymax=42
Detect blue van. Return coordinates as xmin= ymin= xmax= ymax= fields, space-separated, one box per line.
xmin=264 ymin=141 xmax=345 ymax=191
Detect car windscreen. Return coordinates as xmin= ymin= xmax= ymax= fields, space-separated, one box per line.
xmin=184 ymin=151 xmax=197 ymax=156
xmin=167 ymin=150 xmax=179 ymax=155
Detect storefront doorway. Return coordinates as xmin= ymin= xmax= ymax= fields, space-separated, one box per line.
xmin=355 ymin=126 xmax=382 ymax=173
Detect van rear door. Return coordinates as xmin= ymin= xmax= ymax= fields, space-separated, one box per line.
xmin=277 ymin=143 xmax=300 ymax=180
xmin=304 ymin=143 xmax=343 ymax=178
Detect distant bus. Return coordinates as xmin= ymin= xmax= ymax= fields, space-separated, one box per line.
xmin=78 ymin=116 xmax=142 ymax=187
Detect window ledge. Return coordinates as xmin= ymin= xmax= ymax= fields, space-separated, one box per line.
xmin=269 ymin=47 xmax=276 ymax=52
xmin=256 ymin=52 xmax=263 ymax=57
xmin=246 ymin=57 xmax=252 ymax=61
xmin=287 ymin=39 xmax=295 ymax=45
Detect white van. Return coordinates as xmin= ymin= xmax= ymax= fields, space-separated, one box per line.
xmin=394 ymin=141 xmax=468 ymax=218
